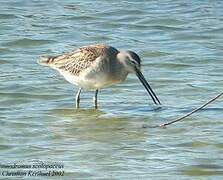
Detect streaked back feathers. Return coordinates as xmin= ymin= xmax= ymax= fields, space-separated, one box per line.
xmin=37 ymin=44 xmax=119 ymax=76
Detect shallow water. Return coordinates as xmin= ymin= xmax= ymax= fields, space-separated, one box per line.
xmin=0 ymin=0 xmax=223 ymax=179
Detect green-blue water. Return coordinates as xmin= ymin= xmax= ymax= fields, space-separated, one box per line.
xmin=0 ymin=0 xmax=223 ymax=179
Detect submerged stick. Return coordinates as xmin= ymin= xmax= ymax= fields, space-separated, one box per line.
xmin=142 ymin=92 xmax=223 ymax=129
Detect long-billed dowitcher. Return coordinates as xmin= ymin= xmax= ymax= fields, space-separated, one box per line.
xmin=38 ymin=44 xmax=161 ymax=108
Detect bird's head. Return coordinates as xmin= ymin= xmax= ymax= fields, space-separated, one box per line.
xmin=117 ymin=50 xmax=141 ymax=73
xmin=117 ymin=50 xmax=161 ymax=105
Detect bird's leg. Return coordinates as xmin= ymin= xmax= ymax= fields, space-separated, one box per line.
xmin=75 ymin=88 xmax=82 ymax=109
xmin=93 ymin=89 xmax=99 ymax=109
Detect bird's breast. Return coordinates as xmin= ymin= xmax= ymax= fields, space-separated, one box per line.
xmin=78 ymin=61 xmax=128 ymax=89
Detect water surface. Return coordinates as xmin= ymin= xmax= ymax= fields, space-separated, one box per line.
xmin=0 ymin=0 xmax=223 ymax=179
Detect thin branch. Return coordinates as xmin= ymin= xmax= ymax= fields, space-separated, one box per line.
xmin=142 ymin=92 xmax=223 ymax=129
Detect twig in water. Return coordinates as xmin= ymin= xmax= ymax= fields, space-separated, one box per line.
xmin=142 ymin=92 xmax=223 ymax=129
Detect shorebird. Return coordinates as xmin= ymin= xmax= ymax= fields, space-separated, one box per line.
xmin=38 ymin=44 xmax=161 ymax=108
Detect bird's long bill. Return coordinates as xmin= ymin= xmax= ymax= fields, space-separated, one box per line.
xmin=135 ymin=68 xmax=161 ymax=105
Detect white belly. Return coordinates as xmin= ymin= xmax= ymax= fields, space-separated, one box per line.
xmin=57 ymin=69 xmax=126 ymax=90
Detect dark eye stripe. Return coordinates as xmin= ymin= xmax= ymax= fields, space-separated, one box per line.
xmin=130 ymin=60 xmax=137 ymax=65
xmin=127 ymin=51 xmax=141 ymax=66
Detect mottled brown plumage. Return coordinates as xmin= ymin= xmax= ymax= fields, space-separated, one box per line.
xmin=39 ymin=44 xmax=119 ymax=76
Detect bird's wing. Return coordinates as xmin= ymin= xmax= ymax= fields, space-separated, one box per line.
xmin=40 ymin=44 xmax=111 ymax=76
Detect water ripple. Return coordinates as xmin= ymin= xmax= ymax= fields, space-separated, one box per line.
xmin=2 ymin=38 xmax=56 ymax=48
xmin=0 ymin=0 xmax=223 ymax=179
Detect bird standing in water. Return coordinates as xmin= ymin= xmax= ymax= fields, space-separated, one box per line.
xmin=38 ymin=44 xmax=161 ymax=108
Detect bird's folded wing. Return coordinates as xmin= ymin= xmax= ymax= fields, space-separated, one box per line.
xmin=41 ymin=44 xmax=109 ymax=76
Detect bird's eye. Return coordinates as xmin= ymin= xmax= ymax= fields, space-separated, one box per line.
xmin=130 ymin=60 xmax=137 ymax=65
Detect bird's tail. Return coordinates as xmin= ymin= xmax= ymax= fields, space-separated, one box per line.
xmin=37 ymin=56 xmax=55 ymax=66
